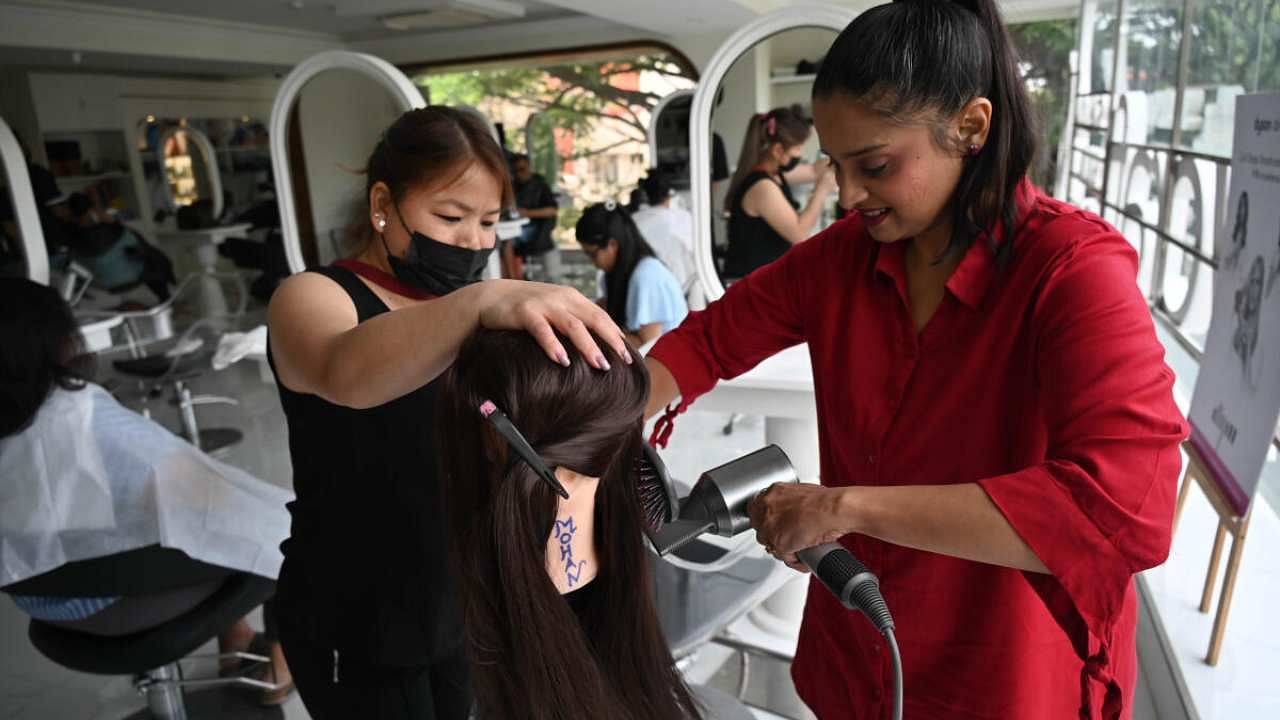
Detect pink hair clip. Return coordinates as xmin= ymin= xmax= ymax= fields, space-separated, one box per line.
xmin=766 ymin=116 xmax=777 ymax=137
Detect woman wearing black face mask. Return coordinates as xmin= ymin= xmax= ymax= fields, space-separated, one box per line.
xmin=723 ymin=104 xmax=836 ymax=280
xmin=264 ymin=107 xmax=630 ymax=720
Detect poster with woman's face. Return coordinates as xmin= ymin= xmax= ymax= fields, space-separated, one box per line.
xmin=1188 ymin=94 xmax=1280 ymax=515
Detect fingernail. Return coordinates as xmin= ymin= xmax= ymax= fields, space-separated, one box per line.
xmin=621 ymin=347 xmax=634 ymax=364
xmin=556 ymin=350 xmax=570 ymax=367
xmin=595 ymin=355 xmax=611 ymax=371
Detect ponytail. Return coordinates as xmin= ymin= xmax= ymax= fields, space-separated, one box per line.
xmin=726 ymin=105 xmax=811 ymax=205
xmin=814 ymin=0 xmax=1036 ymax=261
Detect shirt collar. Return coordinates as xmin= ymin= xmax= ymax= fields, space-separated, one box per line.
xmin=874 ymin=180 xmax=1040 ymax=311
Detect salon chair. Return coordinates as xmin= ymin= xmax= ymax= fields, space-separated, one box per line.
xmin=111 ymin=331 xmax=242 ymax=455
xmin=102 ymin=275 xmax=250 ymax=456
xmin=4 ymin=553 xmax=280 ymax=720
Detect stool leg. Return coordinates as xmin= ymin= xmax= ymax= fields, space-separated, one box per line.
xmin=176 ymin=382 xmax=201 ymax=451
xmin=143 ymin=662 xmax=188 ymax=720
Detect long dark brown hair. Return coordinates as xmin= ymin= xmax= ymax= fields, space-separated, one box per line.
xmin=0 ymin=278 xmax=90 ymax=438
xmin=726 ymin=104 xmax=811 ymax=204
xmin=345 ymin=106 xmax=514 ymax=257
xmin=436 ymin=330 xmax=700 ymax=720
xmin=814 ymin=0 xmax=1036 ymax=261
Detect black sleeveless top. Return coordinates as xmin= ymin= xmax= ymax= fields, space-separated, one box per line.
xmin=267 ymin=265 xmax=462 ymax=667
xmin=723 ymin=171 xmax=799 ymax=279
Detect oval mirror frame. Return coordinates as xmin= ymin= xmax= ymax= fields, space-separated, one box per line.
xmin=269 ymin=51 xmax=428 ymax=275
xmin=156 ymin=125 xmax=224 ymax=219
xmin=647 ymin=88 xmax=693 ymax=177
xmin=1 ymin=116 xmax=49 ymax=284
xmin=689 ymin=7 xmax=856 ymax=303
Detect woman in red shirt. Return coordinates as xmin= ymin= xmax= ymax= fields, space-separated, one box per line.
xmin=645 ymin=1 xmax=1187 ymax=718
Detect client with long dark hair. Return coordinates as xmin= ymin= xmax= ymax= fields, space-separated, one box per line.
xmin=437 ymin=329 xmax=700 ymax=720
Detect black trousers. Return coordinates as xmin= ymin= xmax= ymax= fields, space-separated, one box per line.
xmin=278 ymin=615 xmax=471 ymax=720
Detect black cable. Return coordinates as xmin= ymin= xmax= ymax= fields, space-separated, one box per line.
xmin=796 ymin=542 xmax=903 ymax=720
xmin=885 ymin=627 xmax=903 ymax=720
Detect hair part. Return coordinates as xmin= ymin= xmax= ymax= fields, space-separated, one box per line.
xmin=814 ymin=0 xmax=1036 ymax=261
xmin=726 ymin=104 xmax=811 ymax=204
xmin=575 ymin=203 xmax=657 ymax=329
xmin=436 ymin=329 xmax=700 ymax=720
xmin=0 ymin=278 xmax=91 ymax=438
xmin=344 ymin=106 xmax=513 ymax=257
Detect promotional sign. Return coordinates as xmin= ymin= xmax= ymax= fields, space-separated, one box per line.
xmin=1187 ymin=93 xmax=1280 ymax=515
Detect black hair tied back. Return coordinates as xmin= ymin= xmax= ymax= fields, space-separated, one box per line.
xmin=814 ymin=0 xmax=1036 ymax=261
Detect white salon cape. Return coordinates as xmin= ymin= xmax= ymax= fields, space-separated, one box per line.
xmin=0 ymin=384 xmax=292 ymax=587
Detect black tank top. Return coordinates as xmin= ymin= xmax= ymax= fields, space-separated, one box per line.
xmin=723 ymin=171 xmax=799 ymax=279
xmin=267 ymin=265 xmax=462 ymax=667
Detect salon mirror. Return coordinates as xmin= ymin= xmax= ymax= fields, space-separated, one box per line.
xmin=271 ymin=51 xmax=428 ymax=274
xmin=0 ymin=116 xmax=48 ymax=284
xmin=648 ymin=89 xmax=693 ymax=194
xmin=689 ymin=9 xmax=854 ymax=302
xmin=155 ymin=125 xmax=223 ymax=219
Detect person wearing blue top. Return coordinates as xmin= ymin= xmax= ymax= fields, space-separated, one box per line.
xmin=576 ymin=202 xmax=688 ymax=347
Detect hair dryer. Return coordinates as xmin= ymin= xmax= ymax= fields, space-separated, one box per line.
xmin=642 ymin=444 xmax=902 ymax=720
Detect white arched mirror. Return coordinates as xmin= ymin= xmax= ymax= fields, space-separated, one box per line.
xmin=157 ymin=125 xmax=224 ymax=219
xmin=690 ymin=8 xmax=854 ymax=302
xmin=647 ymin=89 xmax=693 ymax=192
xmin=270 ymin=51 xmax=427 ymax=274
xmin=0 ymin=117 xmax=49 ymax=284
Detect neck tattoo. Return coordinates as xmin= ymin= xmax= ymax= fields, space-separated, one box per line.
xmin=554 ymin=516 xmax=587 ymax=588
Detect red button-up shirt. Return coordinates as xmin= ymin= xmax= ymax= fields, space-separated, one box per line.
xmin=648 ymin=186 xmax=1187 ymax=719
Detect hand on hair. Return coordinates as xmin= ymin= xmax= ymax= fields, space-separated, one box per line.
xmin=476 ymin=280 xmax=631 ymax=371
xmin=749 ymin=482 xmax=849 ymax=572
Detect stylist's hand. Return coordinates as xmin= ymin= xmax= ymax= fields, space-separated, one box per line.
xmin=749 ymin=482 xmax=848 ymax=572
xmin=476 ymin=280 xmax=631 ymax=371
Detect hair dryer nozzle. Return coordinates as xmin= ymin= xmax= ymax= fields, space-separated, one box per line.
xmin=681 ymin=445 xmax=798 ymax=538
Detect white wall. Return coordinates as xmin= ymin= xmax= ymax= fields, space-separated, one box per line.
xmin=297 ymin=70 xmax=409 ymax=265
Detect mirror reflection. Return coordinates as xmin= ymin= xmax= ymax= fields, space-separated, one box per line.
xmin=708 ymin=27 xmax=840 ymax=288
xmin=138 ymin=116 xmax=270 ymax=226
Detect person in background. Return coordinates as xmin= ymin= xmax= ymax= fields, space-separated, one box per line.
xmin=723 ymin=105 xmax=836 ymax=280
xmin=630 ymin=171 xmax=696 ymax=302
xmin=64 ymin=192 xmax=176 ymax=302
xmin=503 ymin=153 xmax=558 ymax=279
xmin=0 ymin=278 xmax=294 ymax=706
xmin=577 ymin=202 xmax=687 ymax=348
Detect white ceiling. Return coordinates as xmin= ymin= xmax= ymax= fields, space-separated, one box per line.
xmin=0 ymin=0 xmax=1082 ymax=79
xmin=52 ymin=0 xmax=576 ymax=38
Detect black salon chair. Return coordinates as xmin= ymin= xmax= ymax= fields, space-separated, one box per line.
xmin=7 ymin=563 xmax=279 ymax=720
xmin=113 ymin=347 xmax=243 ymax=455
xmin=110 ymin=315 xmax=244 ymax=455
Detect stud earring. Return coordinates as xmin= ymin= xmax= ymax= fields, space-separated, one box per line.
xmin=968 ymin=144 xmax=981 ymax=157
xmin=377 ymin=217 xmax=386 ymax=229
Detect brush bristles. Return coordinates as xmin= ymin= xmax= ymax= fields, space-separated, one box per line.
xmin=634 ymin=455 xmax=673 ymax=533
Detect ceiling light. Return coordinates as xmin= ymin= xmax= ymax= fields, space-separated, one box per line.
xmin=381 ymin=0 xmax=525 ymax=31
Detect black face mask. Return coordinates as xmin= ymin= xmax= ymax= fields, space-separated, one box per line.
xmin=383 ymin=211 xmax=493 ymax=296
xmin=779 ymin=156 xmax=801 ymax=173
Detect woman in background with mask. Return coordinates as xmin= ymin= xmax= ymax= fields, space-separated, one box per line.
xmin=265 ymin=107 xmax=628 ymax=719
xmin=722 ymin=104 xmax=836 ymax=280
